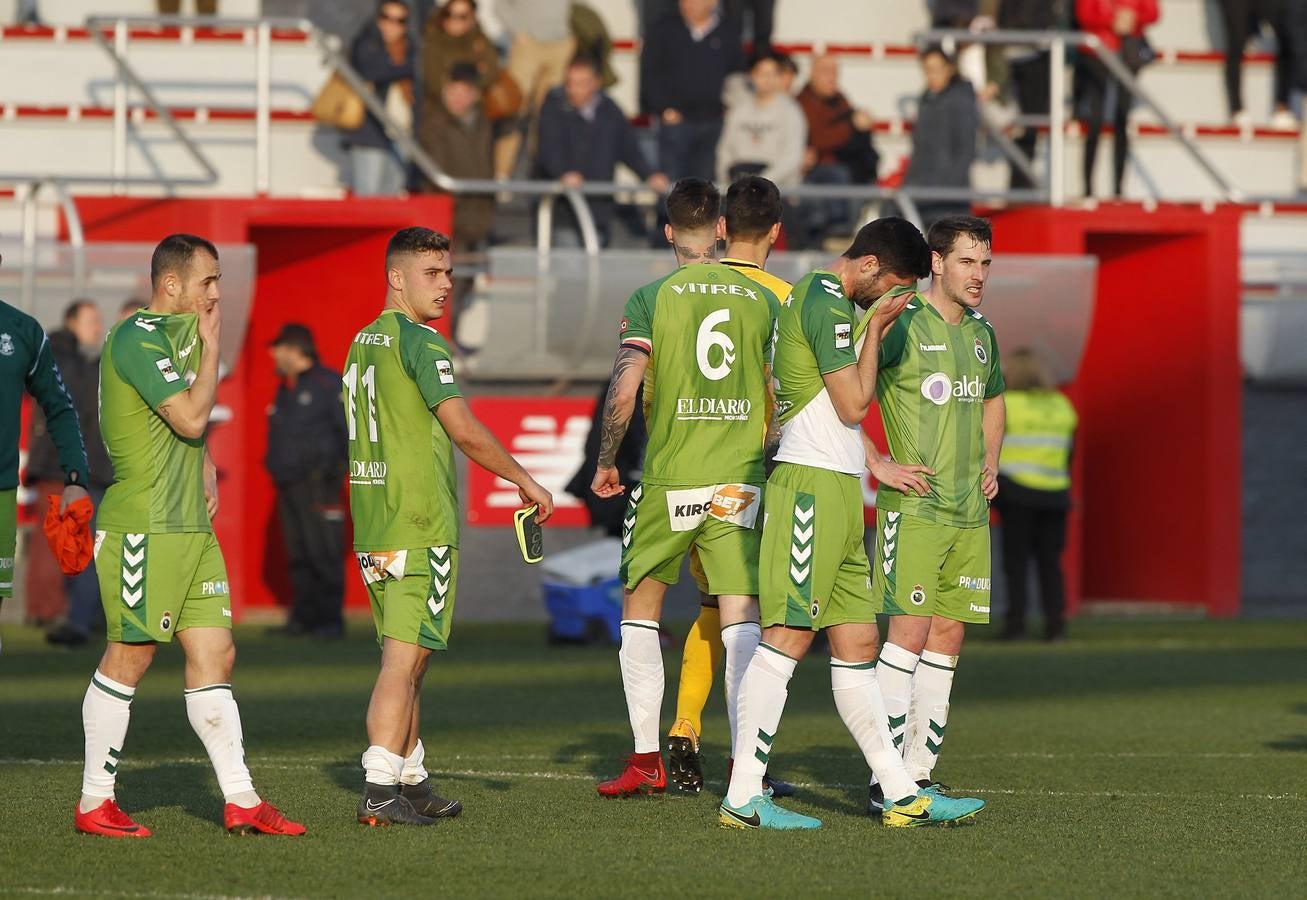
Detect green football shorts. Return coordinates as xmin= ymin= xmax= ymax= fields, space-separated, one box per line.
xmin=96 ymin=530 xmax=231 ymax=643
xmin=871 ymin=508 xmax=992 ymax=624
xmin=760 ymin=463 xmax=875 ymax=631
xmin=0 ymin=488 xmax=15 ymax=600
xmin=619 ymin=482 xmax=762 ymax=596
xmin=356 ymin=546 xmax=458 ymax=651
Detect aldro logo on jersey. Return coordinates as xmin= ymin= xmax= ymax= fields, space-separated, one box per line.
xmin=920 ymin=372 xmax=984 ymax=406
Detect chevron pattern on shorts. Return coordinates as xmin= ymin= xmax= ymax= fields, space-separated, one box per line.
xmin=789 ymin=495 xmax=814 ymax=604
xmin=427 ymin=545 xmax=452 ymax=618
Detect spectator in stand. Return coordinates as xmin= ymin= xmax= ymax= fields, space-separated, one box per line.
xmin=418 ymin=62 xmax=495 ymax=342
xmin=927 ymin=0 xmax=979 ymax=27
xmin=265 ymin=324 xmax=348 ymax=640
xmin=421 ymin=0 xmax=500 ymax=105
xmin=904 ymin=46 xmax=978 ymax=227
xmin=641 ymin=0 xmax=746 ymax=181
xmin=1075 ymin=0 xmax=1158 ymax=198
xmin=493 ymin=0 xmax=575 ymax=179
xmin=420 ymin=63 xmax=494 ymax=250
xmin=796 ymin=53 xmax=881 ymax=245
xmin=1218 ymin=0 xmax=1299 ymax=130
xmin=776 ymin=51 xmax=798 ymax=95
xmin=30 ymin=301 xmax=108 ymax=644
xmin=995 ymin=348 xmax=1078 ymax=642
xmin=118 ymin=298 xmax=147 ymax=321
xmin=536 ymin=55 xmax=670 ymax=245
xmin=716 ymin=51 xmax=807 ymax=187
xmin=985 ymin=0 xmax=1068 ymax=189
xmin=723 ymin=0 xmax=775 ymax=52
xmin=344 ymin=0 xmax=416 ymax=196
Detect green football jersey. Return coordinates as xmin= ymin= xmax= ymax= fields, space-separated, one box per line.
xmin=98 ymin=311 xmax=209 ymax=534
xmin=618 ymin=263 xmax=780 ymax=486
xmin=771 ymin=270 xmax=867 ymax=476
xmin=345 ymin=310 xmax=462 ymax=552
xmin=869 ymin=293 xmax=1005 ymax=528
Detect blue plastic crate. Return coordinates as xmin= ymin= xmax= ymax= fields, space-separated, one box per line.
xmin=543 ymin=577 xmax=622 ymax=644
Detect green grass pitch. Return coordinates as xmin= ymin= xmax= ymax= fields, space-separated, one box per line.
xmin=1 ymin=619 xmax=1305 ymax=898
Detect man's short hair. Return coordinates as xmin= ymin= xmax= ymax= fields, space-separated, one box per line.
xmin=385 ymin=227 xmax=451 ymax=269
xmin=63 ymin=299 xmax=96 ymax=324
xmin=724 ymin=175 xmax=782 ymax=240
xmin=150 ymin=233 xmax=219 ymax=288
xmin=665 ymin=178 xmax=720 ymax=232
xmin=776 ymin=52 xmax=798 ymax=77
xmin=749 ymin=49 xmax=785 ymax=72
xmin=842 ymin=217 xmax=931 ymax=278
xmin=927 ymin=215 xmax=993 ymax=259
xmin=568 ymin=53 xmax=603 ymax=77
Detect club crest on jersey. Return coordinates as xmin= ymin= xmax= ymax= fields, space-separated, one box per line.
xmin=974 ymin=337 xmax=988 ymax=365
xmin=810 ymin=600 xmax=820 ymax=619
xmin=619 ymin=316 xmax=629 ymax=333
xmin=159 ymin=611 xmax=172 ymax=632
xmin=834 ymin=322 xmax=851 ymax=349
xmin=910 ymin=584 xmax=927 ymax=606
xmin=0 ymin=333 xmax=12 ymax=356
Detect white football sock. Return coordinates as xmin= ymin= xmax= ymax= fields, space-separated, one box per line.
xmin=871 ymin=641 xmax=919 ymax=788
xmin=903 ymin=649 xmax=957 ymax=782
xmin=362 ymin=744 xmax=404 ymax=787
xmin=725 ymin=644 xmax=797 ymax=808
xmin=400 ymin=739 xmax=429 ymax=786
xmin=720 ymin=621 xmax=762 ymax=759
xmin=830 ymin=659 xmax=918 ymax=804
xmin=184 ymin=684 xmax=259 ymax=807
xmin=80 ymin=671 xmax=135 ymax=812
xmin=619 ymin=620 xmax=664 ymax=754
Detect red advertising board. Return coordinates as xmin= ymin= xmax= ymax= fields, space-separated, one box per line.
xmin=465 ymin=397 xmax=596 ymax=527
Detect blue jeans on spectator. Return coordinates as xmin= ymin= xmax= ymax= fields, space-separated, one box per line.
xmin=350 ymin=145 xmax=405 ymax=196
xmin=66 ymin=486 xmax=106 ymax=636
xmin=656 ymin=120 xmax=723 ymax=181
xmin=801 ymin=162 xmax=854 ymax=249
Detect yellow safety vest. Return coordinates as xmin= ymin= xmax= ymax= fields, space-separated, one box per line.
xmin=999 ymin=389 xmax=1078 ymax=492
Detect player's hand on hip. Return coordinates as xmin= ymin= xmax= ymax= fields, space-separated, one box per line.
xmin=59 ymin=483 xmax=90 ymax=514
xmin=590 ymin=466 xmax=624 ymax=500
xmin=519 ymin=481 xmax=554 ymax=525
xmin=981 ymin=464 xmax=999 ymax=501
xmin=871 ymin=457 xmax=934 ymax=498
xmin=204 ymin=465 xmax=220 ymax=519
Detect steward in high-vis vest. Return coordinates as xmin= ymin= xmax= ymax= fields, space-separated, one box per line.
xmin=994 ymin=349 xmax=1078 ymax=642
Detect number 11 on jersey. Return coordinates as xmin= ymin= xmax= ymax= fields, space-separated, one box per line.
xmin=343 ymin=362 xmax=378 ymax=443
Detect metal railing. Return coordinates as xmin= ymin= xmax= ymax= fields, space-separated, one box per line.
xmin=922 ymin=27 xmax=1238 ymax=205
xmin=0 ymin=16 xmax=1252 ymax=283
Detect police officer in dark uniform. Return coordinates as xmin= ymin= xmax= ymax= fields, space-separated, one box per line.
xmin=266 ymin=324 xmax=348 ymax=638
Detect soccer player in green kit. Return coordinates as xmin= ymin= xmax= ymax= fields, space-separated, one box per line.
xmin=346 ymin=227 xmax=554 ymax=826
xmin=591 ymin=178 xmax=781 ymax=798
xmin=866 ymin=216 xmax=1006 ymax=813
xmin=722 ymin=218 xmax=985 ymax=830
xmin=0 ymin=265 xmax=91 ymax=635
xmin=76 ymin=234 xmax=304 ymax=838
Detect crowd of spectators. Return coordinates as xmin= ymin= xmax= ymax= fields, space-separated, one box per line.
xmin=323 ymin=0 xmax=1306 ymax=246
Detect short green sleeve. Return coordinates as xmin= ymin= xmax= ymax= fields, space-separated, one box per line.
xmin=984 ymin=326 xmax=1005 ymax=398
xmin=112 ymin=318 xmax=188 ymax=410
xmin=618 ymin=284 xmax=655 ymax=353
xmin=400 ymin=324 xmax=462 ymax=410
xmin=798 ymin=279 xmax=856 ymax=375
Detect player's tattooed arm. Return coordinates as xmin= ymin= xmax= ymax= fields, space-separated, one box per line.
xmin=593 ymin=346 xmax=649 ymax=497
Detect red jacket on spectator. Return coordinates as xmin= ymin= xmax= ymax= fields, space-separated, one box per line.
xmin=796 ymin=84 xmax=856 ymax=166
xmin=1076 ymin=0 xmax=1159 ymax=52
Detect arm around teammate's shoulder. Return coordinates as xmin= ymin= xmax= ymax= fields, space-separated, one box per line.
xmin=435 ymin=397 xmax=554 ymax=523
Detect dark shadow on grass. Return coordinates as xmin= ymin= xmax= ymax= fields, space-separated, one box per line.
xmin=321 ymin=760 xmax=513 ymax=797
xmin=121 ymin=761 xmax=223 ymax=824
xmin=1265 ymin=703 xmax=1307 ymax=752
xmin=552 ymin=733 xmax=634 ymax=778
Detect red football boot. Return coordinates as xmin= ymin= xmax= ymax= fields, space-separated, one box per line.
xmin=596 ymin=753 xmax=666 ymax=798
xmin=74 ymin=799 xmax=151 ymax=838
xmin=224 ymin=800 xmax=306 ymax=836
